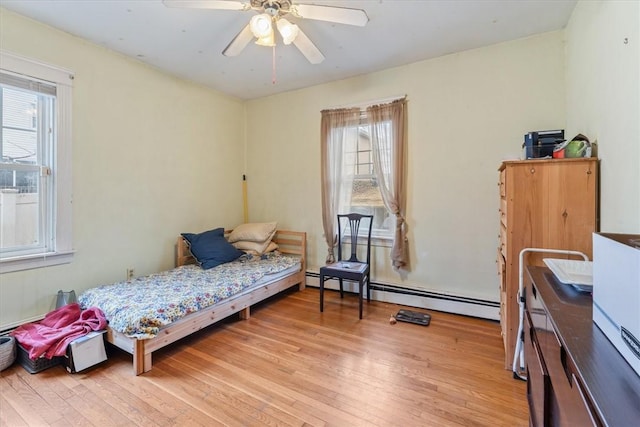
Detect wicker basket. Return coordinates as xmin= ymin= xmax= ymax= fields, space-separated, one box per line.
xmin=0 ymin=336 xmax=17 ymax=371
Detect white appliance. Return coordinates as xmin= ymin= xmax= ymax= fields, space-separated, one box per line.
xmin=592 ymin=233 xmax=640 ymax=377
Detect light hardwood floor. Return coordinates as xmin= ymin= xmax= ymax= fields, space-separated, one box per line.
xmin=1 ymin=287 xmax=528 ymax=426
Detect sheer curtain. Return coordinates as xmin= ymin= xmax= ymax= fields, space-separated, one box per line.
xmin=367 ymin=98 xmax=408 ymax=270
xmin=320 ymin=107 xmax=361 ymax=263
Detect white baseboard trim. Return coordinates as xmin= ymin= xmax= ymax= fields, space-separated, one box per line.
xmin=306 ymin=273 xmax=500 ymax=321
xmin=0 ymin=314 xmax=45 ymax=334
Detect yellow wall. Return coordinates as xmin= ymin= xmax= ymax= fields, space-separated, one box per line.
xmin=0 ymin=9 xmax=246 ymax=328
xmin=2 ymin=1 xmax=637 ymax=328
xmin=245 ymin=31 xmax=566 ymax=301
xmin=565 ymin=0 xmax=640 ymax=232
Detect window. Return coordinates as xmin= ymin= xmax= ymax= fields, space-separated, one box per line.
xmin=321 ymin=98 xmax=408 ymax=269
xmin=343 ymin=119 xmax=395 ymax=241
xmin=0 ymin=51 xmax=74 ymax=273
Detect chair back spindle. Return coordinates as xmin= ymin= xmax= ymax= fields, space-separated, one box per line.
xmin=337 ymin=213 xmax=373 ymax=264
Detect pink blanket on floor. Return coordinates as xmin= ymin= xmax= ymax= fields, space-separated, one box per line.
xmin=11 ymin=303 xmax=107 ymax=360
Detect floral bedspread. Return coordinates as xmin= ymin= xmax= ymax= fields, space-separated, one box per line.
xmin=78 ymin=253 xmax=300 ymax=339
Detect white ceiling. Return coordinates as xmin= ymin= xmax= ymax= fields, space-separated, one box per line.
xmin=0 ymin=0 xmax=577 ymax=100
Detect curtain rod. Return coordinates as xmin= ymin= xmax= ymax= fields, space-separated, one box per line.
xmin=324 ymin=94 xmax=407 ymax=111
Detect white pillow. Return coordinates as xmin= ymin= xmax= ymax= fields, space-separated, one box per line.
xmin=227 ymin=222 xmax=277 ymax=243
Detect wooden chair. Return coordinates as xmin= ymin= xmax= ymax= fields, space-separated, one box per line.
xmin=319 ymin=213 xmax=374 ymax=319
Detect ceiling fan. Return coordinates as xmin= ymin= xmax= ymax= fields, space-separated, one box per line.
xmin=163 ymin=0 xmax=369 ymax=64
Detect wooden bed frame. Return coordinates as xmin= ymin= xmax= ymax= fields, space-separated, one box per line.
xmin=105 ymin=230 xmax=306 ymax=375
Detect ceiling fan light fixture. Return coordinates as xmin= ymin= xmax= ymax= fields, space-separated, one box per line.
xmin=249 ymin=13 xmax=273 ymax=38
xmin=255 ymin=31 xmax=275 ymax=47
xmin=276 ymin=18 xmax=299 ymax=45
xmin=164 ymin=0 xmax=368 ymax=64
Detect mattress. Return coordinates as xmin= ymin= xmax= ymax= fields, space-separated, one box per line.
xmin=78 ymin=253 xmax=301 ymax=339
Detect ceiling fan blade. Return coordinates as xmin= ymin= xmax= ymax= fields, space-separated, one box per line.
xmin=162 ymin=0 xmax=248 ymax=11
xmin=223 ymin=24 xmax=254 ymax=56
xmin=292 ymin=28 xmax=324 ymax=64
xmin=293 ymin=4 xmax=369 ymax=27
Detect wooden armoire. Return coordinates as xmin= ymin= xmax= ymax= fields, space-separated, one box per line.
xmin=497 ymin=158 xmax=599 ymax=370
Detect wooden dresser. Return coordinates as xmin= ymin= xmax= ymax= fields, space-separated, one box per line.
xmin=497 ymin=158 xmax=598 ymax=369
xmin=525 ymin=266 xmax=640 ymax=426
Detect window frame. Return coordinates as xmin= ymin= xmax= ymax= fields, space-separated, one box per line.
xmin=341 ymin=115 xmax=395 ymax=246
xmin=0 ymin=51 xmax=74 ymax=273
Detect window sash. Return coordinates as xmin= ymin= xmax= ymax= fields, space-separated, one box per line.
xmin=1 ymin=88 xmax=55 ymax=257
xmin=0 ymin=51 xmax=74 ymax=272
xmin=337 ymin=122 xmax=395 ymax=240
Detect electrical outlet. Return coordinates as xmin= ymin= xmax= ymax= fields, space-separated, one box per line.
xmin=126 ymin=268 xmax=134 ymax=280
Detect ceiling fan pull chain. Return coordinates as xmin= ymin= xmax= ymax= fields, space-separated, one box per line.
xmin=272 ymin=44 xmax=277 ymax=85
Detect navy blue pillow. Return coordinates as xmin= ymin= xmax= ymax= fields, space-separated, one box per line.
xmin=181 ymin=227 xmax=243 ymax=269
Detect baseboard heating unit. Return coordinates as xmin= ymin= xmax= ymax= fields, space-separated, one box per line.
xmin=306 ymin=272 xmax=499 ymax=321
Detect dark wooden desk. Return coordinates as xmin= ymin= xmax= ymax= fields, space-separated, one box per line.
xmin=526 ymin=266 xmax=640 ymax=426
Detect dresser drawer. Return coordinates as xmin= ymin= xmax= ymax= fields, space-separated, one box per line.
xmin=499 ymin=224 xmax=507 ymax=259
xmin=545 ymin=330 xmax=598 ymax=426
xmin=499 ymin=198 xmax=507 ymax=227
xmin=497 ymin=251 xmax=506 ymax=292
xmin=499 ymin=169 xmax=506 ymax=198
xmin=525 ymin=311 xmax=550 ymax=427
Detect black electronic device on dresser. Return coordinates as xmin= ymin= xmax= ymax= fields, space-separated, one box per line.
xmin=523 ymin=129 xmax=564 ymax=159
xmin=524 ymin=266 xmax=640 ymax=427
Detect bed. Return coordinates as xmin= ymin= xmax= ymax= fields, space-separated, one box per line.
xmin=79 ymin=229 xmax=306 ymax=375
